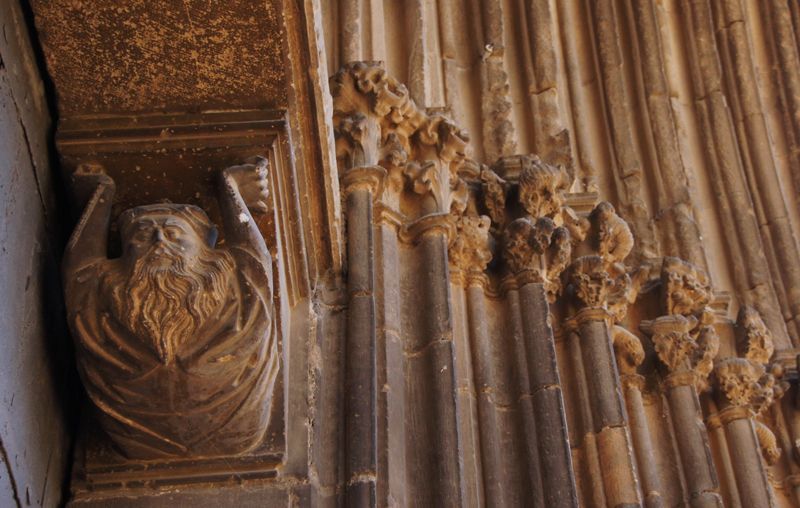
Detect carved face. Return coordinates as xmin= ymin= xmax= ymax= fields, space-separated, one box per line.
xmin=109 ymin=208 xmax=234 ymax=363
xmin=518 ymin=159 xmax=566 ymax=219
xmin=122 ymin=214 xmax=204 ymax=271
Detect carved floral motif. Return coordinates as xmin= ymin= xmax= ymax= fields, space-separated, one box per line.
xmin=332 ymin=62 xmax=470 ymax=221
xmin=661 ymin=256 xmax=712 ymax=317
xmin=449 ymin=215 xmax=493 ymax=275
xmin=502 ymin=216 xmax=571 ymax=299
xmin=714 ymin=307 xmax=784 ymax=413
xmin=714 ymin=358 xmax=780 ymax=413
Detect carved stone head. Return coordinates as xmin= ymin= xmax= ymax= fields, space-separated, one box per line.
xmin=518 ymin=156 xmax=568 ymax=219
xmin=109 ymin=204 xmax=234 ymax=364
xmin=737 ymin=306 xmax=774 ymax=365
xmin=118 ymin=204 xmax=217 ymax=271
xmin=64 ymin=166 xmax=278 ymax=460
xmin=661 ymin=257 xmax=712 ymax=316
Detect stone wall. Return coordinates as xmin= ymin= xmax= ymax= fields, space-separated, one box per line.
xmin=0 ymin=2 xmax=70 ymax=507
xmin=13 ymin=0 xmax=800 ymax=506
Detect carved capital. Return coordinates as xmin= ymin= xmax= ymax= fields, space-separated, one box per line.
xmin=661 ymin=257 xmax=712 ymax=317
xmin=399 ymin=212 xmax=456 ymax=244
xmin=332 ymin=62 xmax=472 ymax=218
xmin=641 ymin=314 xmax=719 ymax=390
xmin=449 ymin=215 xmax=493 ymax=277
xmin=714 ymin=358 xmax=782 ymax=415
xmin=340 ymin=165 xmax=387 ymax=196
xmin=566 ymin=255 xmax=631 ymax=316
xmin=502 ymin=217 xmax=571 ymax=298
xmin=331 ymin=61 xmax=424 ymax=143
xmin=712 ymin=308 xmax=786 ymax=428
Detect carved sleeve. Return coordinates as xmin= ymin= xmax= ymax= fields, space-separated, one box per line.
xmin=64 ymin=178 xmax=115 ymax=275
xmin=217 ymin=169 xmax=271 ymax=268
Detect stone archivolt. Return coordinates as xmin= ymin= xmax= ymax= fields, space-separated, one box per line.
xmin=331 ymin=62 xmax=791 ymax=507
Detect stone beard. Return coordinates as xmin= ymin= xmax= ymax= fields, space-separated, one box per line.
xmin=104 ymin=242 xmax=234 ymax=365
xmin=66 ymin=206 xmax=279 ymax=460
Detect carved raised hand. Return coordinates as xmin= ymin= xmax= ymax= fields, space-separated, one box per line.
xmin=222 ymin=156 xmax=270 ymax=215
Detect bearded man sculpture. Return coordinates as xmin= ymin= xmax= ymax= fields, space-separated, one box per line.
xmin=63 ymin=159 xmax=279 ymax=460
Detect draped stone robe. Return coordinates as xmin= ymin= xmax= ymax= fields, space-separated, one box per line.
xmin=65 ymin=245 xmax=279 ymax=459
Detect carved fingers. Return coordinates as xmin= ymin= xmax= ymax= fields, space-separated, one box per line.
xmin=222 ymin=157 xmax=270 ymax=215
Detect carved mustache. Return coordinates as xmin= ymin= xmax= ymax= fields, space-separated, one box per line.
xmin=140 ymin=243 xmax=184 ymax=263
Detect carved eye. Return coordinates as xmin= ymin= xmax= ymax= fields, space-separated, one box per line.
xmin=164 ymin=226 xmax=182 ymax=240
xmin=132 ymin=228 xmax=151 ymax=243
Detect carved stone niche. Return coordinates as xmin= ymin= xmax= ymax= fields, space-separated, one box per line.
xmin=57 ymin=112 xmax=303 ymax=500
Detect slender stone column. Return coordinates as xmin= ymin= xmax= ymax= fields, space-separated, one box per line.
xmin=341 ymin=167 xmax=385 ymax=505
xmin=374 ymin=215 xmax=405 ymax=507
xmin=467 ymin=281 xmax=525 ymax=505
xmin=668 ymin=379 xmax=720 ymax=507
xmin=638 ymin=257 xmax=723 ymax=507
xmin=716 ymin=404 xmax=773 ymax=507
xmin=449 ymin=214 xmax=495 ymax=505
xmin=705 ymin=411 xmax=741 ymax=507
xmin=402 ymin=218 xmax=462 ymax=506
xmin=506 ymin=285 xmax=546 ymax=508
xmin=566 ymin=328 xmax=607 ymax=507
xmin=566 ymin=255 xmax=643 ymax=508
xmin=569 ymin=311 xmax=642 ymax=507
xmin=332 ymin=62 xmax=472 ymax=505
xmin=519 ymin=280 xmax=577 ymax=507
xmin=641 ymin=315 xmax=722 ymax=508
xmin=503 ymin=215 xmax=578 ymax=507
xmin=612 ymin=325 xmax=663 ymax=508
xmin=710 ymin=307 xmax=787 ymax=507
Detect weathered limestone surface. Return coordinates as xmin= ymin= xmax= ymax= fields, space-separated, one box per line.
xmin=0 ymin=2 xmax=71 ymax=507
xmin=7 ymin=0 xmax=800 ymax=506
xmin=316 ymin=3 xmax=800 ymax=504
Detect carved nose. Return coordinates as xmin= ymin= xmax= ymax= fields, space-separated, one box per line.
xmin=153 ymin=228 xmax=165 ymax=243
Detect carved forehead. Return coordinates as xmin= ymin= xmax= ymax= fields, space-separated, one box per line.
xmin=127 ymin=214 xmax=194 ymax=230
xmin=119 ymin=204 xmax=217 ymax=244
